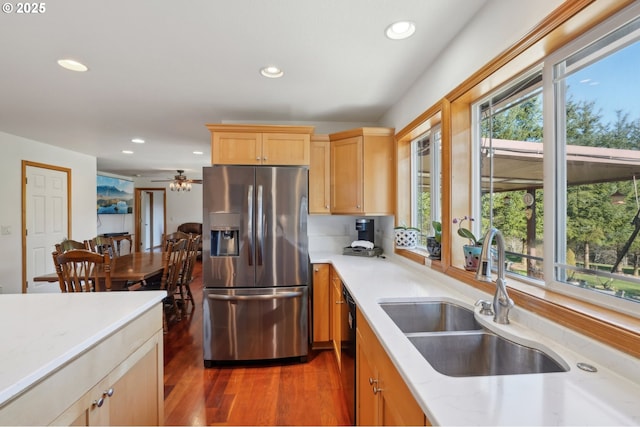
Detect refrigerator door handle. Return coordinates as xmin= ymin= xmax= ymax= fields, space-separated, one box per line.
xmin=247 ymin=184 xmax=254 ymax=266
xmin=206 ymin=291 xmax=304 ymax=301
xmin=257 ymin=184 xmax=264 ymax=266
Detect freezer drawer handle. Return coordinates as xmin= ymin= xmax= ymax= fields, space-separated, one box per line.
xmin=207 ymin=291 xmax=304 ymax=301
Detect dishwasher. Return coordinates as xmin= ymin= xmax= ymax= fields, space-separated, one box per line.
xmin=341 ymin=284 xmax=356 ymax=425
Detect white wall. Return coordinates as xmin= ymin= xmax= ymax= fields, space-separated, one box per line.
xmin=381 ymin=0 xmax=564 ymax=131
xmin=134 ymin=177 xmax=203 ymax=234
xmin=0 ymin=131 xmax=97 ymax=294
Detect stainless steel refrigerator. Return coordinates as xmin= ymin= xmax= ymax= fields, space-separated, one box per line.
xmin=202 ymin=165 xmax=309 ymax=364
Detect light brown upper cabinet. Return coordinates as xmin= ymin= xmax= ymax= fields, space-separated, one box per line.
xmin=330 ymin=127 xmax=395 ymax=215
xmin=309 ymin=134 xmax=331 ymax=214
xmin=207 ymin=124 xmax=314 ymax=166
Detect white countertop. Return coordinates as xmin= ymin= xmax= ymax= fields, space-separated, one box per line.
xmin=310 ymin=251 xmax=640 ymax=426
xmin=0 ymin=291 xmax=166 ymax=407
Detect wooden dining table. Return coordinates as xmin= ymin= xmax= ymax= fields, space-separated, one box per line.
xmin=33 ymin=252 xmax=165 ymax=290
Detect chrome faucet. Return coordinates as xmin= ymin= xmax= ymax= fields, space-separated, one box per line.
xmin=475 ymin=227 xmax=514 ymax=324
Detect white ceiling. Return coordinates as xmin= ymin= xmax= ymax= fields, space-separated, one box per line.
xmin=0 ymin=0 xmax=487 ymax=180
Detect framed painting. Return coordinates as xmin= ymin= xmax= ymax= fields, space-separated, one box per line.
xmin=97 ymin=175 xmax=134 ymax=214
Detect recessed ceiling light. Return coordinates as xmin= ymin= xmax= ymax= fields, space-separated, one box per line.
xmin=122 ymin=150 xmax=134 ymax=154
xmin=385 ymin=21 xmax=416 ymax=40
xmin=260 ymin=66 xmax=284 ymax=78
xmin=193 ymin=151 xmax=203 ymax=155
xmin=131 ymin=138 xmax=145 ymax=144
xmin=57 ymin=58 xmax=89 ymax=72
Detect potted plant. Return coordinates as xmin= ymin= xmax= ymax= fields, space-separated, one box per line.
xmin=453 ymin=216 xmax=482 ymax=271
xmin=426 ymin=221 xmax=442 ymax=260
xmin=394 ymin=225 xmax=420 ymax=249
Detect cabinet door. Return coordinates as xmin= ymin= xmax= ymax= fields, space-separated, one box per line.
xmin=262 ymin=133 xmax=310 ymax=165
xmin=356 ymin=331 xmax=379 ymax=426
xmin=362 ymin=134 xmax=395 ymax=215
xmin=331 ymin=136 xmax=363 ymax=213
xmin=356 ymin=308 xmax=426 ymax=426
xmin=378 ymin=357 xmax=426 ymax=426
xmin=309 ymin=137 xmax=331 ymax=214
xmin=331 ymin=270 xmax=343 ymax=366
xmin=108 ymin=343 xmax=161 ymax=426
xmin=311 ymin=263 xmax=331 ymax=344
xmin=212 ymin=132 xmax=262 ymax=164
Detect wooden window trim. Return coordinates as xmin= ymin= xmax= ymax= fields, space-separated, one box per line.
xmin=395 ymin=0 xmax=640 ymax=358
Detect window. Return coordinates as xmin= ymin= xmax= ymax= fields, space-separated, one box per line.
xmin=552 ymin=13 xmax=640 ymax=307
xmin=411 ymin=125 xmax=441 ymax=247
xmin=473 ymin=71 xmax=544 ymax=281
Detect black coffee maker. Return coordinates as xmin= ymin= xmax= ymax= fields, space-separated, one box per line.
xmin=343 ymin=218 xmax=383 ymax=257
xmin=355 ymin=218 xmax=375 ymax=243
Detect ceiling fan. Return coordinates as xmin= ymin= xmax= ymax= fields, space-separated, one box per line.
xmin=152 ymin=170 xmax=202 ymax=191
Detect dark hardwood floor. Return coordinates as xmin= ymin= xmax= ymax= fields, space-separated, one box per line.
xmin=163 ymin=261 xmax=351 ymax=426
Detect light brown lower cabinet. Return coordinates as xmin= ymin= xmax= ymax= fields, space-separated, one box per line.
xmin=356 ymin=308 xmax=429 ymax=426
xmin=311 ymin=263 xmax=331 ymax=348
xmin=59 ymin=340 xmax=162 ymax=426
xmin=0 ymin=305 xmax=164 ymax=426
xmin=331 ymin=267 xmax=344 ymax=366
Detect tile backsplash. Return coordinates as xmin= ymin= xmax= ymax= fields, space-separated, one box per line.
xmin=308 ymin=215 xmax=394 ymax=254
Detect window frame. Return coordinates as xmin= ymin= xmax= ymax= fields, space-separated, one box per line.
xmin=544 ymin=2 xmax=640 ymax=317
xmin=410 ymin=125 xmax=442 ymax=244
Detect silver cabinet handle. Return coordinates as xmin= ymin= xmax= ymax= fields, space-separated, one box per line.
xmin=314 ymin=268 xmax=319 ymax=272
xmin=207 ymin=291 xmax=303 ymax=301
xmin=369 ymin=377 xmax=382 ymax=394
xmin=92 ymin=387 xmax=114 ymax=408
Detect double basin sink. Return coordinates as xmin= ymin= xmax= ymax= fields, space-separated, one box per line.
xmin=379 ymin=300 xmax=568 ymax=377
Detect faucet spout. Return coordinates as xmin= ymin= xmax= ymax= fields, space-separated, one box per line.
xmin=474 ymin=227 xmax=514 ymax=324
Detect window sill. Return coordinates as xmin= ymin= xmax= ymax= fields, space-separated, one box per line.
xmin=394 ymin=247 xmax=443 ymax=272
xmin=396 ymin=248 xmax=640 ymax=359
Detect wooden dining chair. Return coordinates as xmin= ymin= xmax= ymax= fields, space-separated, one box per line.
xmin=163 ymin=231 xmax=190 ymax=251
xmin=86 ymin=236 xmax=118 ymax=258
xmin=55 ymin=239 xmax=88 ymax=253
xmin=52 ymin=249 xmax=112 ymax=292
xmin=132 ymin=238 xmax=187 ymax=331
xmin=174 ymin=234 xmax=200 ymax=314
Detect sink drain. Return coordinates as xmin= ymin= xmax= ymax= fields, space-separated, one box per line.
xmin=577 ymin=362 xmax=598 ymax=372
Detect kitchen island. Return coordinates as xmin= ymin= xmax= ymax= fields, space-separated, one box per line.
xmin=0 ymin=291 xmax=166 ymax=426
xmin=310 ymin=251 xmax=640 ymax=425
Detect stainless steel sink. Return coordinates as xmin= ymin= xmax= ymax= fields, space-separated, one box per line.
xmin=408 ymin=332 xmax=568 ymax=377
xmin=379 ymin=301 xmax=482 ymax=333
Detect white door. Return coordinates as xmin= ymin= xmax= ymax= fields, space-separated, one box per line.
xmin=26 ymin=165 xmax=68 ymax=293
